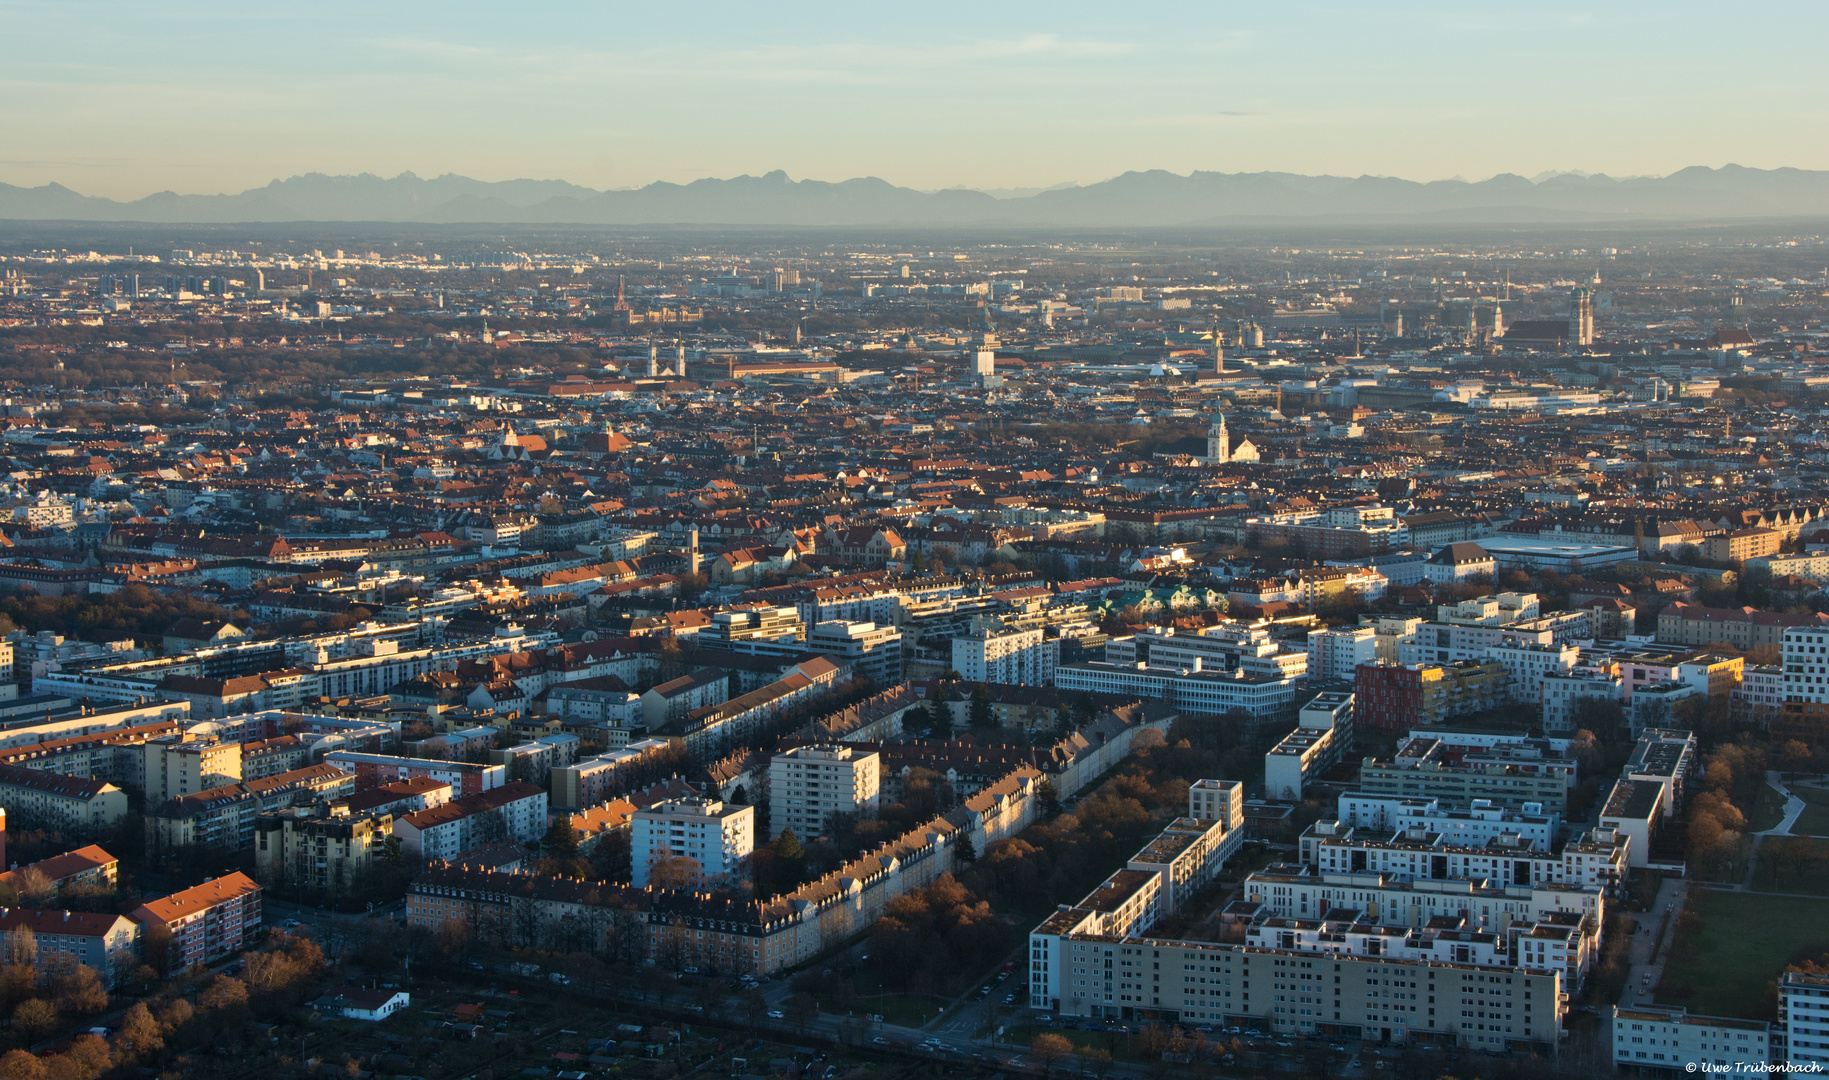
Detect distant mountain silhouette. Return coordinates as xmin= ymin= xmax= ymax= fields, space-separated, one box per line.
xmin=2 ymin=165 xmax=1827 ymax=225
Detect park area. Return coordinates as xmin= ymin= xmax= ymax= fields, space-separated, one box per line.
xmin=1789 ymin=784 xmax=1829 ymax=838
xmin=1657 ymin=889 xmax=1829 ymax=1018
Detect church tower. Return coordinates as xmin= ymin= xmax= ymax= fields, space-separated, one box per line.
xmin=1206 ymin=411 xmax=1230 ymax=464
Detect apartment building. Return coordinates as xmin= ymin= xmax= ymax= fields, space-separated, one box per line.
xmin=1055 ymin=662 xmax=1300 ymax=728
xmin=550 ymin=738 xmax=672 ymax=809
xmin=1785 ymin=625 xmax=1829 ymax=705
xmin=0 ymin=908 xmax=140 ymax=987
xmin=1541 ymin=669 xmax=1622 ymax=735
xmin=631 ymin=796 xmax=755 ymax=886
xmin=1306 ymin=626 xmax=1377 ymax=685
xmin=254 ymin=808 xmax=396 ymax=894
xmin=0 ymin=762 xmax=129 ymax=831
xmin=1333 ymin=795 xmax=1557 ymax=851
xmin=1264 ymin=692 xmax=1354 ymax=801
xmin=1613 ymin=1005 xmax=1770 ymax=1072
xmin=1659 ymin=602 xmax=1826 ymax=651
xmin=129 ymin=872 xmax=262 ymax=976
xmin=952 ymin=617 xmax=1057 ymax=687
xmin=1356 ymin=736 xmax=1576 ymax=814
xmin=321 ymin=751 xmax=504 ymax=795
xmin=768 ymin=743 xmax=880 ymax=839
xmin=807 ymin=620 xmax=903 ymax=686
xmin=1299 ymin=820 xmax=1628 ymax=891
xmin=1780 ymin=971 xmax=1829 ymax=1069
xmin=1030 ymin=908 xmax=1561 ymax=1051
xmin=1188 ymin=778 xmax=1246 ymax=827
xmin=641 ymin=667 xmax=730 ymax=729
xmin=0 ymin=844 xmax=118 ymax=896
xmin=146 ymin=763 xmax=356 ymax=851
xmin=140 ymin=734 xmax=242 ymax=803
xmin=1352 ymin=661 xmax=1509 ymax=733
xmin=393 ymin=781 xmax=549 ymax=862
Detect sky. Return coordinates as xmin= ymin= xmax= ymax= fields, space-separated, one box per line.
xmin=3 ymin=0 xmax=1826 ymax=201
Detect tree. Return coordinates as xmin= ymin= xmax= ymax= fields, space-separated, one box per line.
xmin=771 ymin=830 xmax=807 ymax=887
xmin=1030 ymin=1033 xmax=1073 ymax=1076
xmin=784 ymin=992 xmax=818 ymax=1036
xmin=0 ymin=1051 xmax=45 ymax=1080
xmin=970 ymin=684 xmax=995 ymax=729
xmin=729 ymin=783 xmax=748 ymax=805
xmin=113 ymin=1002 xmax=162 ymax=1060
xmin=1079 ymin=1046 xmax=1113 ymax=1080
xmin=9 ymin=870 xmax=52 ymax=909
xmin=2 ymin=927 xmax=35 ymax=968
xmin=12 ymin=997 xmax=58 ymax=1042
xmin=195 ymin=974 xmax=249 ymax=1014
xmin=60 ymin=1035 xmax=110 ymax=1080
xmin=541 ymin=817 xmax=581 ymax=861
xmin=1054 ymin=704 xmax=1073 ymax=737
xmin=45 ymin=959 xmax=107 ymax=1015
xmin=1036 ymin=777 xmax=1061 ymax=818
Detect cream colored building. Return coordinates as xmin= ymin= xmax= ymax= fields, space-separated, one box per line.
xmin=768 ymin=744 xmax=880 ymax=840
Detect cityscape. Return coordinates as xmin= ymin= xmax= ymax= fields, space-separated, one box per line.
xmin=4 ymin=4 xmax=1829 ymax=1080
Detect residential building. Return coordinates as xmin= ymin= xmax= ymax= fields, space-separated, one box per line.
xmin=1540 ymin=669 xmax=1622 ymax=736
xmin=807 ymin=620 xmax=903 ymax=686
xmin=1264 ymin=692 xmax=1353 ymax=802
xmin=129 ymin=871 xmax=262 ymax=976
xmin=1780 ymin=970 xmax=1829 ymax=1069
xmin=1613 ymin=1005 xmax=1770 ymax=1072
xmin=140 ymin=734 xmax=242 ymax=804
xmin=768 ymin=743 xmax=881 ymax=839
xmin=1357 ymin=736 xmax=1576 ymax=814
xmin=392 ymin=781 xmax=549 ymax=862
xmin=254 ymin=807 xmax=396 ymax=894
xmin=0 ymin=909 xmax=140 ymax=987
xmin=631 ymin=796 xmax=755 ymax=886
xmin=146 ymin=763 xmax=355 ymax=851
xmin=1422 ymin=541 xmax=1495 ymax=584
xmin=0 ymin=763 xmax=130 ymax=831
xmin=1306 ymin=625 xmax=1377 ymax=684
xmin=952 ymin=617 xmax=1057 ymax=686
xmin=641 ymin=666 xmax=730 ymax=729
xmin=321 ymin=751 xmax=504 ymax=795
xmin=1352 ymin=661 xmax=1509 ymax=733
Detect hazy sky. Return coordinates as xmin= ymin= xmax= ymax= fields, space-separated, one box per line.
xmin=4 ymin=0 xmax=1825 ymax=200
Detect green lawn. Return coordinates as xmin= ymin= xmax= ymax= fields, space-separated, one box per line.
xmin=1656 ymin=890 xmax=1829 ymax=1018
xmin=1752 ymin=784 xmax=1791 ymax=833
xmin=1791 ymin=786 xmax=1829 ymax=837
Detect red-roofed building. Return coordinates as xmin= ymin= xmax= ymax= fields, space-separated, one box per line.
xmin=129 ymin=871 xmax=262 ymax=975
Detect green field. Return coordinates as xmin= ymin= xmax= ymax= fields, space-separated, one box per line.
xmin=1791 ymin=786 xmax=1829 ymax=837
xmin=1657 ymin=890 xmax=1829 ymax=1018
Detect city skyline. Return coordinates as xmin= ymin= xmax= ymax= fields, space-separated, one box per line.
xmin=4 ymin=0 xmax=1826 ymax=200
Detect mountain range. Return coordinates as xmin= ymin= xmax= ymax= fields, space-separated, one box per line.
xmin=2 ymin=165 xmax=1828 ymax=226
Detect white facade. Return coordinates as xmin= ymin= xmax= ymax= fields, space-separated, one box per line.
xmin=1782 ymin=971 xmax=1829 ymax=1068
xmin=1784 ymin=627 xmax=1829 ymax=705
xmin=1484 ymin=641 xmax=1579 ymax=704
xmin=768 ymin=744 xmax=881 ymax=840
xmin=631 ymin=796 xmax=755 ymax=886
xmin=1541 ymin=670 xmax=1622 ymax=736
xmin=1614 ymin=1005 xmax=1770 ymax=1073
xmin=952 ymin=617 xmax=1057 ymax=686
xmin=1306 ymin=626 xmax=1377 ymax=685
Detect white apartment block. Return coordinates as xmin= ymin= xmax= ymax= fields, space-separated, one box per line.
xmin=1300 ymin=819 xmax=1630 ymax=892
xmin=1306 ymin=626 xmax=1377 ymax=685
xmin=1540 ymin=669 xmax=1622 ymax=735
xmin=1483 ymin=641 xmax=1579 ymax=703
xmin=768 ymin=743 xmax=880 ymax=840
xmin=1784 ymin=626 xmax=1829 ymax=704
xmin=1613 ymin=1005 xmax=1770 ymax=1073
xmin=631 ymin=796 xmax=755 ymax=887
xmin=1188 ymin=778 xmax=1246 ymax=826
xmin=1333 ymin=794 xmax=1558 ymax=851
xmin=1781 ymin=971 xmax=1829 ymax=1068
xmin=1243 ymin=865 xmax=1605 ymax=935
xmin=1264 ymin=692 xmax=1353 ymax=802
xmin=952 ymin=617 xmax=1057 ymax=686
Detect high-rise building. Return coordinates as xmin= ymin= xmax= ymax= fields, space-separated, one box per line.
xmin=768 ymin=744 xmax=880 ymax=840
xmin=953 ymin=617 xmax=1057 ymax=686
xmin=631 ymin=797 xmax=754 ymax=887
